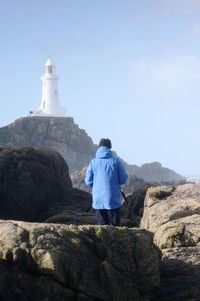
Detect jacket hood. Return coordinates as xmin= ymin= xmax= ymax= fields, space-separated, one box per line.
xmin=96 ymin=146 xmax=112 ymax=159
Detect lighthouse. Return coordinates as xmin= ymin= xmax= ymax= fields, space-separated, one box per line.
xmin=28 ymin=58 xmax=66 ymax=117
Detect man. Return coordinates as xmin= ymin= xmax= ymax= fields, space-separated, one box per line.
xmin=85 ymin=138 xmax=128 ymax=226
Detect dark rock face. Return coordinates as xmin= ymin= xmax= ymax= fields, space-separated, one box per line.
xmin=159 ymin=246 xmax=200 ymax=301
xmin=0 ymin=220 xmax=161 ymax=301
xmin=42 ymin=188 xmax=96 ymax=225
xmin=121 ymin=183 xmax=152 ymax=227
xmin=0 ymin=146 xmax=95 ymax=225
xmin=0 ymin=147 xmax=72 ymax=221
xmin=140 ymin=183 xmax=200 ymax=301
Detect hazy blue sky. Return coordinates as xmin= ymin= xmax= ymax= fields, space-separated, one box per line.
xmin=0 ymin=0 xmax=200 ymax=175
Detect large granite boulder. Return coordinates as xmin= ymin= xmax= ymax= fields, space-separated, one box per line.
xmin=0 ymin=147 xmax=72 ymax=222
xmin=0 ymin=146 xmax=96 ymax=225
xmin=140 ymin=184 xmax=200 ymax=243
xmin=0 ymin=220 xmax=161 ymax=301
xmin=140 ymin=183 xmax=200 ymax=300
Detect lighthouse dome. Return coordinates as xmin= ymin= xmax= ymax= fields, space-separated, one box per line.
xmin=45 ymin=58 xmax=55 ymax=66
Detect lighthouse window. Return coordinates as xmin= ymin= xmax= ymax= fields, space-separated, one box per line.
xmin=43 ymin=101 xmax=45 ymax=109
xmin=55 ymin=90 xmax=57 ymax=95
xmin=47 ymin=66 xmax=53 ymax=74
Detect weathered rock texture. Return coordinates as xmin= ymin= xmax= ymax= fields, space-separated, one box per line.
xmin=0 ymin=117 xmax=185 ymax=182
xmin=0 ymin=117 xmax=97 ymax=173
xmin=0 ymin=220 xmax=161 ymax=301
xmin=140 ymin=183 xmax=200 ymax=301
xmin=121 ymin=183 xmax=152 ymax=227
xmin=0 ymin=147 xmax=72 ymax=221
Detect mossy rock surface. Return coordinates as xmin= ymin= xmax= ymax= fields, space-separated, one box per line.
xmin=141 ymin=184 xmax=200 ymax=301
xmin=146 ymin=186 xmax=174 ymax=200
xmin=0 ymin=220 xmax=161 ymax=301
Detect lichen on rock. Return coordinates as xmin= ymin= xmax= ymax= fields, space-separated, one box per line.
xmin=140 ymin=183 xmax=200 ymax=301
xmin=0 ymin=220 xmax=161 ymax=301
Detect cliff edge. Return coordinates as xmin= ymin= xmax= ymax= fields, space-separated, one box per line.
xmin=0 ymin=117 xmax=96 ymax=172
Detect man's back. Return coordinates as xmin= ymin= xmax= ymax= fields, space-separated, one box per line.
xmin=85 ymin=138 xmax=128 ymax=226
xmin=85 ymin=146 xmax=128 ymax=209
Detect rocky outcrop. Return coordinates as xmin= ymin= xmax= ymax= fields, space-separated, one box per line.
xmin=0 ymin=117 xmax=96 ymax=173
xmin=140 ymin=183 xmax=200 ymax=300
xmin=0 ymin=147 xmax=72 ymax=222
xmin=0 ymin=117 xmax=138 ymax=175
xmin=0 ymin=117 xmax=185 ymax=183
xmin=0 ymin=220 xmax=161 ymax=301
xmin=140 ymin=184 xmax=200 ymax=241
xmin=135 ymin=161 xmax=186 ymax=183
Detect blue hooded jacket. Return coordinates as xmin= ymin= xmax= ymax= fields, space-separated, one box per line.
xmin=85 ymin=146 xmax=128 ymax=209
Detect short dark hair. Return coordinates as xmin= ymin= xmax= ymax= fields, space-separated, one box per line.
xmin=98 ymin=138 xmax=112 ymax=149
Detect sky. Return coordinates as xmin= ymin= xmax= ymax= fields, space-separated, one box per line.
xmin=0 ymin=0 xmax=200 ymax=176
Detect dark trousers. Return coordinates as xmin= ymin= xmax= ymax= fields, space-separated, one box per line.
xmin=96 ymin=207 xmax=121 ymax=226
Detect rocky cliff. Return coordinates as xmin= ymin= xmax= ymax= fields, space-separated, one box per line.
xmin=0 ymin=117 xmax=136 ymax=174
xmin=0 ymin=117 xmax=96 ymax=172
xmin=0 ymin=117 xmax=185 ymax=183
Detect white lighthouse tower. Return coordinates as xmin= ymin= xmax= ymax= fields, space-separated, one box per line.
xmin=28 ymin=58 xmax=66 ymax=117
